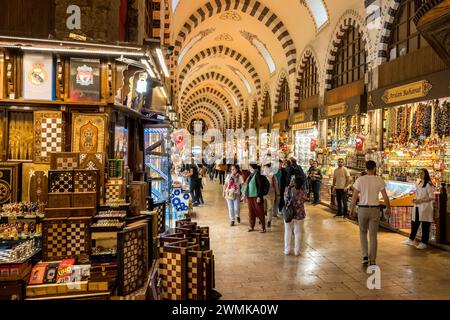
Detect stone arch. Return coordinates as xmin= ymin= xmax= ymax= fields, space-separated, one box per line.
xmin=294 ymin=46 xmax=321 ymax=107
xmin=176 ymin=45 xmax=262 ymax=96
xmin=323 ymin=10 xmax=372 ymax=90
xmin=179 ymin=71 xmax=245 ymax=107
xmin=172 ymin=0 xmax=297 ymax=75
xmin=184 ymin=96 xmax=228 ymax=122
xmin=184 ymin=87 xmax=234 ymax=114
xmin=273 ymin=70 xmax=290 ymax=113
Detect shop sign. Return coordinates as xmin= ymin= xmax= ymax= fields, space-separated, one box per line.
xmin=381 ymin=80 xmax=433 ymax=104
xmin=327 ymin=102 xmax=348 ymax=117
xmin=272 ymin=123 xmax=281 ymax=129
xmin=294 ymin=112 xmax=305 ymax=123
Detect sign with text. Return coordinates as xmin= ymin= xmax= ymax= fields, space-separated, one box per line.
xmin=327 ymin=102 xmax=348 ymax=117
xmin=381 ymin=80 xmax=433 ymax=104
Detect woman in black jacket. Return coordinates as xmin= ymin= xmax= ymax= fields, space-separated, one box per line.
xmin=243 ymin=164 xmax=266 ymax=233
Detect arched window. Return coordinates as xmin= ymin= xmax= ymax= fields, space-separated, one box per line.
xmin=388 ymin=0 xmax=428 ymax=61
xmin=297 ymin=55 xmax=319 ymax=111
xmin=262 ymin=92 xmax=272 ymax=118
xmin=331 ymin=26 xmax=367 ymax=89
xmin=276 ymin=78 xmax=290 ymax=113
xmin=252 ymin=101 xmax=258 ymax=127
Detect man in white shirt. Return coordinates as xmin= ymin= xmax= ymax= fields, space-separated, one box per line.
xmin=332 ymin=158 xmax=352 ymax=218
xmin=350 ymin=161 xmax=391 ymax=266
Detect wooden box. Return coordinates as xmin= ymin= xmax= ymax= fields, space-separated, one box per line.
xmin=0 ymin=280 xmax=27 ymax=300
xmin=72 ymin=192 xmax=97 ymax=208
xmin=26 ymin=281 xmax=89 ymax=298
xmin=0 ymin=162 xmax=22 ymax=205
xmin=48 ymin=193 xmax=72 ymax=208
xmin=130 ymin=181 xmax=148 ymax=216
xmin=44 ymin=207 xmax=96 ymax=218
xmin=50 ymin=153 xmax=80 ymax=170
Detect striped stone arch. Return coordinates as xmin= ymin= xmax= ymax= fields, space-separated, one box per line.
xmin=373 ymin=0 xmax=402 ymax=66
xmin=261 ymin=88 xmax=272 ymax=119
xmin=273 ymin=70 xmax=289 ymax=113
xmin=172 ymin=0 xmax=297 ymax=75
xmin=179 ymin=72 xmax=244 ymax=107
xmin=185 ymin=113 xmax=216 ymax=131
xmin=183 ymin=96 xmax=228 ymax=122
xmin=250 ymin=99 xmax=259 ymax=126
xmin=176 ymin=45 xmax=262 ymax=96
xmin=183 ymin=105 xmax=223 ymax=128
xmin=184 ymin=87 xmax=234 ymax=113
xmin=324 ymin=10 xmax=372 ymax=90
xmin=294 ymin=47 xmax=321 ymax=107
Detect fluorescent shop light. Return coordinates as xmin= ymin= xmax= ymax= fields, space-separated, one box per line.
xmin=156 ymin=48 xmax=170 ymax=77
xmin=20 ymin=46 xmax=145 ymax=57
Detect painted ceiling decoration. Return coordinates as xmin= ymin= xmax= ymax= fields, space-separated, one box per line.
xmin=177 ymin=28 xmax=216 ymax=65
xmin=215 ymin=33 xmax=234 ymax=41
xmin=220 ymin=10 xmax=242 ymax=21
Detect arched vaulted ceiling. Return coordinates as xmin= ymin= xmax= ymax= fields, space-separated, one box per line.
xmin=172 ymin=0 xmax=368 ymax=130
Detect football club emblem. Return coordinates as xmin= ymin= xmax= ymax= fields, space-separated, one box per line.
xmin=28 ymin=63 xmax=47 ymax=85
xmin=76 ymin=65 xmax=94 ymax=86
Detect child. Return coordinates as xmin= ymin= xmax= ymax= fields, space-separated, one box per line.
xmin=284 ymin=176 xmax=308 ymax=256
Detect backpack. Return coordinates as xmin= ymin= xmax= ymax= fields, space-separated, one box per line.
xmin=261 ymin=175 xmax=270 ymax=196
xmin=283 ymin=188 xmax=295 ymax=223
xmin=292 ymin=165 xmax=307 ymax=186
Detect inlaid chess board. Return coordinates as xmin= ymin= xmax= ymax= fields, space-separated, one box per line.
xmin=34 ymin=111 xmax=63 ymax=164
xmin=159 ymin=245 xmax=186 ymax=300
xmin=51 ymin=153 xmax=80 ymax=170
xmin=48 ymin=170 xmax=74 ymax=193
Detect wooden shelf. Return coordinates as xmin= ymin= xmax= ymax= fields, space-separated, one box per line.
xmin=0 ymin=98 xmax=107 ymax=106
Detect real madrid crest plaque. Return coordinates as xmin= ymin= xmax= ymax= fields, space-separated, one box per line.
xmin=23 ymin=53 xmax=54 ymax=100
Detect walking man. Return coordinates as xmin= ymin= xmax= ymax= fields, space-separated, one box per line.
xmin=332 ymin=158 xmax=352 ymax=217
xmin=349 ymin=161 xmax=391 ymax=266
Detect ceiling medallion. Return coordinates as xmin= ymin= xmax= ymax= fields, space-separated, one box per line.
xmin=220 ymin=10 xmax=242 ymax=21
xmin=215 ymin=33 xmax=234 ymax=41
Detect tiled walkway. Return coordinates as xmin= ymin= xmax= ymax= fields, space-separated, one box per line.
xmin=193 ymin=180 xmax=450 ymax=300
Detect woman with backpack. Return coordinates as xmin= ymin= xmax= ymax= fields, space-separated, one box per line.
xmin=242 ymin=164 xmax=266 ymax=233
xmin=284 ymin=176 xmax=308 ymax=256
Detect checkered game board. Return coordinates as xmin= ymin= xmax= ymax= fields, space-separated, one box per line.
xmin=49 ymin=171 xmax=74 ymax=193
xmin=51 ymin=153 xmax=80 ymax=170
xmin=43 ymin=220 xmax=67 ymax=260
xmin=159 ymin=246 xmax=186 ymax=300
xmin=41 ymin=117 xmax=63 ymax=158
xmin=66 ymin=220 xmax=88 ymax=257
xmin=74 ymin=170 xmax=97 ymax=192
xmin=187 ymin=251 xmax=203 ymax=300
xmin=118 ymin=225 xmax=148 ymax=296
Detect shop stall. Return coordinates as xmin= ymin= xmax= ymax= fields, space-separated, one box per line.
xmin=317 ymin=82 xmax=368 ymax=208
xmin=0 ymin=37 xmax=174 ymax=299
xmin=291 ymin=109 xmax=318 ymax=172
xmin=369 ymin=68 xmax=450 ymax=242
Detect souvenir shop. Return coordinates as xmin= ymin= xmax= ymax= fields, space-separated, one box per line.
xmin=0 ymin=37 xmax=217 ymax=300
xmin=291 ymin=108 xmax=319 ymax=172
xmin=368 ymin=69 xmax=450 ymax=242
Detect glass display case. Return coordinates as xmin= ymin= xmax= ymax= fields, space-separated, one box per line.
xmin=144 ymin=126 xmax=171 ymax=202
xmin=294 ymin=128 xmax=318 ymax=172
xmin=383 ymin=180 xmax=416 ymax=201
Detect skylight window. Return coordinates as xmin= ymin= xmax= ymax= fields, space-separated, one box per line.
xmin=228 ymin=66 xmax=252 ymax=94
xmin=221 ymin=86 xmax=239 ymax=107
xmin=305 ymin=0 xmax=328 ymax=29
xmin=172 ymin=0 xmax=180 ymax=13
xmin=253 ymin=38 xmax=276 ymax=74
xmin=178 ymin=34 xmax=201 ymax=65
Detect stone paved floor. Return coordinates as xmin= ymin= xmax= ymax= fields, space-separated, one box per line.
xmin=193 ymin=180 xmax=450 ymax=300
